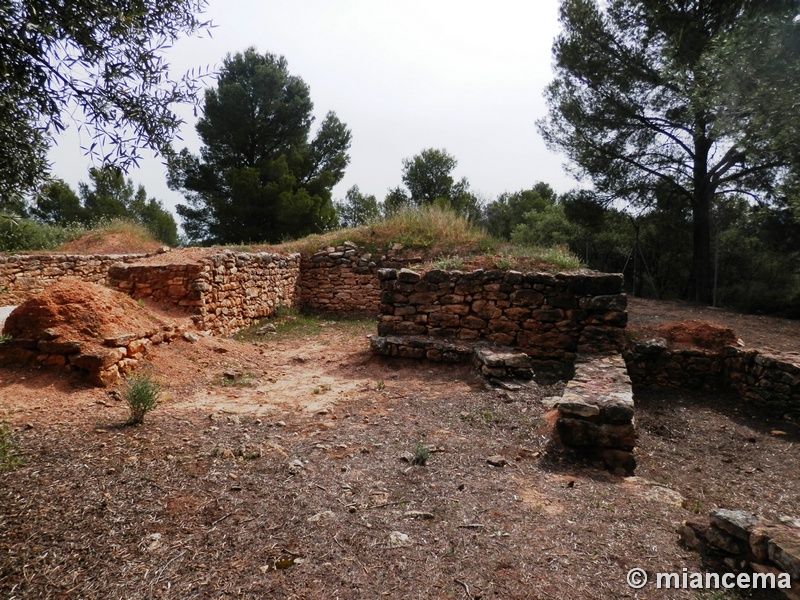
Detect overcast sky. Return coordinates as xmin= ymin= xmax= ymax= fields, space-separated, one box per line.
xmin=47 ymin=0 xmax=576 ymax=219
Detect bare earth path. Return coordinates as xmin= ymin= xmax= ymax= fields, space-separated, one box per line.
xmin=1 ymin=301 xmax=798 ymax=598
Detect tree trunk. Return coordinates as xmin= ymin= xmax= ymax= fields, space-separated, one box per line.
xmin=692 ymin=128 xmax=714 ymax=305
xmin=691 ymin=194 xmax=713 ymax=304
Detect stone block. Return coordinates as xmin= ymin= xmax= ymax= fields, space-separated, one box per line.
xmin=710 ymin=509 xmax=759 ymax=541
xmin=769 ymin=530 xmax=800 ymax=580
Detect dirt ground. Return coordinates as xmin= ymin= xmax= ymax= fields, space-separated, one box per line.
xmin=1 ymin=297 xmax=799 ymax=599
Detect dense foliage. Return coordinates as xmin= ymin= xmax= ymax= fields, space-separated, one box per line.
xmin=383 ymin=148 xmax=481 ymax=221
xmin=30 ymin=166 xmax=178 ymax=245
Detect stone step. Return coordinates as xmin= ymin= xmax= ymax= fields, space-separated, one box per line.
xmin=369 ymin=335 xmax=533 ymax=380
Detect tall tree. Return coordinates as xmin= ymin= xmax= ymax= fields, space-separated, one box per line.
xmin=170 ymin=49 xmax=351 ymax=244
xmin=30 ymin=180 xmax=88 ymax=225
xmin=539 ymin=0 xmax=798 ymax=303
xmin=0 ymin=0 xmax=211 ymax=207
xmin=387 ymin=148 xmax=481 ymax=221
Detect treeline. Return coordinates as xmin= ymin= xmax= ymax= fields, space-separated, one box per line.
xmin=335 ymin=168 xmax=800 ymax=316
xmin=0 ymin=166 xmax=178 ymax=251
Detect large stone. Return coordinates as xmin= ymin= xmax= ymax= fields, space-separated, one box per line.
xmin=706 ymin=525 xmax=748 ymax=554
xmin=768 ymin=529 xmax=800 ymax=580
xmin=710 ymin=509 xmax=759 ymax=541
xmin=37 ymin=340 xmax=82 ymax=355
xmin=557 ymin=400 xmax=600 ymax=418
xmin=70 ymin=347 xmax=126 ymax=371
xmin=397 ymin=268 xmax=421 ymax=283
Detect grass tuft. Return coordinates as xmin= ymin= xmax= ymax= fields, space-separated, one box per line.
xmin=412 ymin=441 xmax=430 ymax=466
xmin=0 ymin=423 xmax=24 ymax=472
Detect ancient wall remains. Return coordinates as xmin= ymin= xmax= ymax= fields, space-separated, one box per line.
xmin=297 ymin=242 xmax=421 ymax=314
xmin=555 ymin=354 xmax=636 ymax=474
xmin=1 ymin=324 xmax=184 ymax=387
xmin=375 ymin=267 xmax=627 ymax=376
xmin=109 ymin=251 xmax=300 ymax=336
xmin=680 ymin=508 xmax=800 ymax=590
xmin=0 ymin=252 xmax=154 ymax=304
xmin=625 ymin=341 xmax=800 ymax=418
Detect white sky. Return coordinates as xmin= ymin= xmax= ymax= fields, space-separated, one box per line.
xmin=47 ymin=0 xmax=577 ymax=220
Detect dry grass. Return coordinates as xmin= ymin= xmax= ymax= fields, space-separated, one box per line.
xmin=57 ymin=219 xmax=164 ymax=254
xmin=274 ymin=206 xmax=495 ymax=258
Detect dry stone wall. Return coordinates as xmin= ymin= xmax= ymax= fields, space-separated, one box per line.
xmin=625 ymin=341 xmax=800 ymax=418
xmin=376 ymin=267 xmax=627 ymax=377
xmin=0 ymin=252 xmax=154 ymax=304
xmin=679 ymin=508 xmax=800 ymax=593
xmin=555 ymin=354 xmax=636 ymax=474
xmin=298 ymin=243 xmax=426 ymax=314
xmin=109 ymin=251 xmax=300 ymax=336
xmin=1 ymin=324 xmax=183 ymax=387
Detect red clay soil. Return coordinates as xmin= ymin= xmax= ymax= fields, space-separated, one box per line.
xmin=2 ymin=279 xmax=165 ymax=347
xmin=627 ymin=296 xmax=800 ymax=354
xmin=1 ymin=299 xmax=799 ymax=598
xmin=630 ymin=319 xmax=740 ymax=350
xmin=130 ymin=246 xmax=221 ymax=266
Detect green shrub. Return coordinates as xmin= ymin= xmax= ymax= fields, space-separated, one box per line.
xmin=0 ymin=423 xmax=23 ymax=472
xmin=121 ymin=372 xmax=161 ymax=425
xmin=412 ymin=441 xmax=430 ymax=466
xmin=0 ymin=213 xmax=82 ymax=252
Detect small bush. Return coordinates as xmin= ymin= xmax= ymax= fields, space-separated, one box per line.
xmin=121 ymin=372 xmax=161 ymax=425
xmin=431 ymin=254 xmax=465 ymax=270
xmin=412 ymin=441 xmax=430 ymax=466
xmin=0 ymin=423 xmax=23 ymax=472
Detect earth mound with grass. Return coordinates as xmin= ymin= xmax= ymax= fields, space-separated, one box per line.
xmin=3 ymin=279 xmax=164 ymax=348
xmin=57 ymin=221 xmax=164 ymax=254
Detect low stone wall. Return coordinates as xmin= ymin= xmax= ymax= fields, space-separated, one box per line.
xmin=370 ymin=335 xmax=535 ymax=380
xmin=679 ymin=509 xmax=800 ymax=594
xmin=555 ymin=354 xmax=636 ymax=474
xmin=297 ymin=242 xmax=421 ymax=314
xmin=625 ymin=340 xmax=800 ymax=418
xmin=0 ymin=324 xmax=183 ymax=387
xmin=109 ymin=251 xmax=301 ymax=336
xmin=0 ymin=252 xmax=155 ymax=304
xmin=376 ymin=267 xmax=627 ymax=377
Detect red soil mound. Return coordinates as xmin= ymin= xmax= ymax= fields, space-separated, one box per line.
xmin=3 ymin=279 xmax=162 ymax=345
xmin=641 ymin=320 xmax=740 ymax=350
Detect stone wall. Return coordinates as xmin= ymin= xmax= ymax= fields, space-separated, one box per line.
xmin=679 ymin=508 xmax=800 ymax=594
xmin=376 ymin=267 xmax=627 ymax=376
xmin=0 ymin=324 xmax=184 ymax=387
xmin=0 ymin=252 xmax=154 ymax=304
xmin=109 ymin=251 xmax=301 ymax=336
xmin=297 ymin=242 xmax=421 ymax=314
xmin=625 ymin=340 xmax=800 ymax=418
